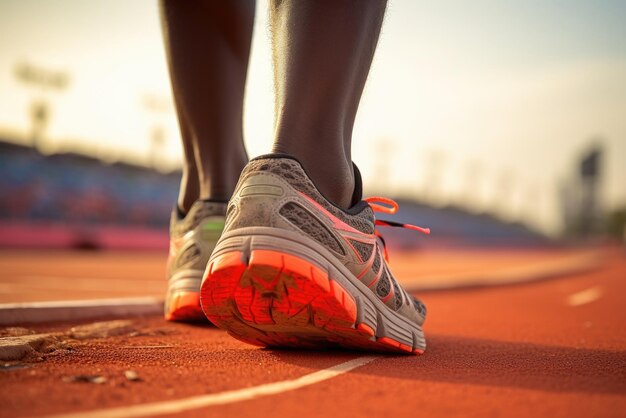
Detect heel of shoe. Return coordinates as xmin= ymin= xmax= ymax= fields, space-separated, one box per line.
xmin=200 ymin=249 xmax=360 ymax=345
xmin=200 ymin=248 xmax=422 ymax=353
xmin=164 ymin=291 xmax=203 ymax=321
xmin=165 ymin=272 xmax=205 ymax=322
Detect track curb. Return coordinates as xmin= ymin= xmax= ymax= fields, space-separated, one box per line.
xmin=0 ymin=297 xmax=163 ymax=325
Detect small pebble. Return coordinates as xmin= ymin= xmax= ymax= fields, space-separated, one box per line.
xmin=63 ymin=374 xmax=107 ymax=384
xmin=124 ymin=370 xmax=141 ymax=382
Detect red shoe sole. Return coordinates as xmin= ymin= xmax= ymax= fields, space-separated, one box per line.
xmin=164 ymin=291 xmax=206 ymax=322
xmin=200 ymin=249 xmax=423 ymax=354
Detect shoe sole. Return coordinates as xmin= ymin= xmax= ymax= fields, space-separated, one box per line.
xmin=200 ymin=234 xmax=425 ymax=354
xmin=165 ymin=271 xmax=208 ymax=322
xmin=164 ymin=290 xmax=205 ymax=322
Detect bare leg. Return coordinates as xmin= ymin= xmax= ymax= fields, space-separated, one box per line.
xmin=160 ymin=0 xmax=255 ymax=211
xmin=270 ymin=0 xmax=387 ymax=209
xmin=172 ymin=97 xmax=199 ymax=212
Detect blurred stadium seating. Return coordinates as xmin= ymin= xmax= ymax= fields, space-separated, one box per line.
xmin=0 ymin=139 xmax=551 ymax=250
xmin=0 ymin=140 xmax=177 ymax=226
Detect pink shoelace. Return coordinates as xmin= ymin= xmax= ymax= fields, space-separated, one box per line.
xmin=364 ymin=196 xmax=430 ymax=261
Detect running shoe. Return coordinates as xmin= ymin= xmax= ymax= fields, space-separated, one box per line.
xmin=200 ymin=154 xmax=429 ymax=353
xmin=165 ymin=200 xmax=226 ymax=321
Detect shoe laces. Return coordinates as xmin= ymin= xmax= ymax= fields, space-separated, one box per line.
xmin=364 ymin=196 xmax=430 ymax=261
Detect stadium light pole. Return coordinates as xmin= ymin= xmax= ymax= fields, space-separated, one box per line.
xmin=14 ymin=62 xmax=69 ymax=151
xmin=579 ymin=144 xmax=603 ymax=236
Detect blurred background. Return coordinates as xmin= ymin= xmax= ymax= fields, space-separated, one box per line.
xmin=0 ymin=0 xmax=625 ymax=251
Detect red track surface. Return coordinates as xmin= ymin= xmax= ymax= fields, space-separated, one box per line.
xmin=0 ymin=248 xmax=597 ymax=303
xmin=1 ymin=249 xmax=625 ymax=418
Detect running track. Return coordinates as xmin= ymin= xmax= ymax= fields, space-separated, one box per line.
xmin=1 ymin=248 xmax=625 ymax=418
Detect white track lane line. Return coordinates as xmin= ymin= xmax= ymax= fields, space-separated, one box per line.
xmin=46 ymin=356 xmax=377 ymax=418
xmin=0 ymin=298 xmax=163 ymax=325
xmin=567 ymin=286 xmax=603 ymax=307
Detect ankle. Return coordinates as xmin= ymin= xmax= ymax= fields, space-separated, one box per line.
xmin=316 ymin=162 xmax=355 ymax=209
xmin=271 ymin=144 xmax=355 ymax=209
xmin=197 ymin=149 xmax=248 ymax=202
xmin=178 ymin=166 xmax=199 ymax=214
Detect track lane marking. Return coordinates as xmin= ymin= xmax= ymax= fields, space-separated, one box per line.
xmin=0 ymin=298 xmax=163 ymax=325
xmin=567 ymin=286 xmax=603 ymax=307
xmin=46 ymin=356 xmax=377 ymax=418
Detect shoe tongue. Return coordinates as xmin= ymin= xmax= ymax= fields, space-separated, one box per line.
xmin=350 ymin=163 xmax=364 ymax=207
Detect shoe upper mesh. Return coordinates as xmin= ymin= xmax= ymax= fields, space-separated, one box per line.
xmin=392 ymin=280 xmax=403 ymax=310
xmin=171 ymin=201 xmax=227 ymax=238
xmin=175 ymin=244 xmax=201 ymax=269
xmin=413 ymin=297 xmax=427 ymax=316
xmin=348 ymin=239 xmax=374 ymax=262
xmin=279 ymin=202 xmax=345 ymax=255
xmin=372 ymin=248 xmax=382 ymax=274
xmin=376 ymin=267 xmax=391 ymax=297
xmin=240 ymin=158 xmax=375 ymax=234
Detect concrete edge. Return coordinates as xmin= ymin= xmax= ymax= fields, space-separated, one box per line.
xmin=0 ymin=297 xmax=163 ymax=325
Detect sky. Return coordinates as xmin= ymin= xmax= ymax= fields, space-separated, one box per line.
xmin=0 ymin=0 xmax=625 ymax=235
